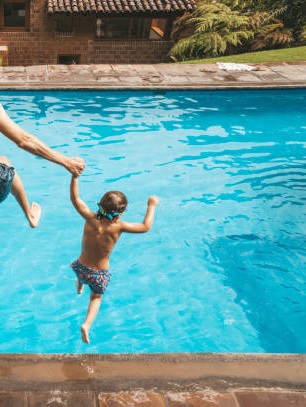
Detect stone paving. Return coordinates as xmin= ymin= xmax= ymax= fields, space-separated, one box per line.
xmin=0 ymin=61 xmax=305 ymax=89
xmin=0 ymin=62 xmax=306 ymax=406
xmin=1 ymin=390 xmax=306 ymax=407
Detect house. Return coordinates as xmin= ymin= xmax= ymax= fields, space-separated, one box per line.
xmin=0 ymin=0 xmax=196 ymax=65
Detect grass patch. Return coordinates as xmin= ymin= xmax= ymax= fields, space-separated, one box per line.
xmin=180 ymin=46 xmax=306 ymax=64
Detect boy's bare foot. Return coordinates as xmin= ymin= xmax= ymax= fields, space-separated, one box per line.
xmin=28 ymin=202 xmax=41 ymax=228
xmin=81 ymin=325 xmax=90 ymax=344
xmin=75 ymin=279 xmax=84 ymax=294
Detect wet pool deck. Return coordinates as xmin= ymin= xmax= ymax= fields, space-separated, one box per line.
xmin=1 ymin=62 xmax=306 ymax=406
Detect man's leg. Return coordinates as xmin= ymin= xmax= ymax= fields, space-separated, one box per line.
xmin=0 ymin=156 xmax=41 ymax=228
xmin=81 ymin=293 xmax=102 ymax=344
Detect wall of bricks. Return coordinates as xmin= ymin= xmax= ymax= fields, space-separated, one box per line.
xmin=89 ymin=40 xmax=174 ymax=64
xmin=0 ymin=0 xmax=174 ymax=66
xmin=0 ymin=32 xmax=174 ymax=65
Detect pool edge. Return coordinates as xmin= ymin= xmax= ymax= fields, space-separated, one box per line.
xmin=0 ymin=353 xmax=306 ymax=392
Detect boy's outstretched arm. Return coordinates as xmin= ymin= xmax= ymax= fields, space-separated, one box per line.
xmin=70 ymin=175 xmax=94 ymax=220
xmin=121 ymin=195 xmax=159 ymax=233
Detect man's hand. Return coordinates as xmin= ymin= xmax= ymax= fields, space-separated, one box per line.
xmin=65 ymin=157 xmax=85 ymax=175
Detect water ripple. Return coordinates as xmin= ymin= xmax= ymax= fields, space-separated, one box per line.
xmin=0 ymin=88 xmax=306 ymax=353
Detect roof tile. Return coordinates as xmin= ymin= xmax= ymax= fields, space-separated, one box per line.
xmin=47 ymin=0 xmax=196 ymax=14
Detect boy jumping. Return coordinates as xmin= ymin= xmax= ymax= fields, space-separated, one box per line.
xmin=70 ymin=174 xmax=159 ymax=344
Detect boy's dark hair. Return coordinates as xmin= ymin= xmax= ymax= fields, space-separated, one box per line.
xmin=100 ymin=191 xmax=127 ymax=215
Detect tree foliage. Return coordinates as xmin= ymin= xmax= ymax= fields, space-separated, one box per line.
xmin=169 ymin=0 xmax=303 ymax=61
xmin=264 ymin=0 xmax=306 ymax=42
xmin=171 ymin=1 xmax=254 ymax=60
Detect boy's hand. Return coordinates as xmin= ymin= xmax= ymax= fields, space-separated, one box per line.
xmin=148 ymin=195 xmax=159 ymax=206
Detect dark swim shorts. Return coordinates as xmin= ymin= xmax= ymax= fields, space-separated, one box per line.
xmin=0 ymin=163 xmax=15 ymax=203
xmin=70 ymin=259 xmax=111 ymax=295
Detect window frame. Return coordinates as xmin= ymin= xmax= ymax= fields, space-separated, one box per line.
xmin=0 ymin=0 xmax=30 ymax=31
xmin=58 ymin=54 xmax=81 ymax=65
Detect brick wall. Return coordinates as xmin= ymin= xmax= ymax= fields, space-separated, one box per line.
xmin=0 ymin=32 xmax=174 ymax=65
xmin=89 ymin=40 xmax=173 ymax=64
xmin=0 ymin=0 xmax=175 ymax=66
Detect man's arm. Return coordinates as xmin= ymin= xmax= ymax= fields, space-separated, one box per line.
xmin=121 ymin=196 xmax=159 ymax=233
xmin=70 ymin=175 xmax=94 ymax=220
xmin=0 ymin=104 xmax=85 ymax=175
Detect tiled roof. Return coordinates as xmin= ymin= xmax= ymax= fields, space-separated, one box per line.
xmin=46 ymin=0 xmax=196 ymax=14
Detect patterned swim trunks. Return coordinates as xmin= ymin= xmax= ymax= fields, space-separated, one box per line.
xmin=0 ymin=163 xmax=15 ymax=203
xmin=70 ymin=259 xmax=111 ymax=295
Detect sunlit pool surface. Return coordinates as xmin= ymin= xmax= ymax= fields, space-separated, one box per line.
xmin=0 ymin=89 xmax=306 ymax=353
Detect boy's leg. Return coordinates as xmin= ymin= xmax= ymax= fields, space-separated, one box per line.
xmin=81 ymin=293 xmax=102 ymax=344
xmin=0 ymin=156 xmax=41 ymax=228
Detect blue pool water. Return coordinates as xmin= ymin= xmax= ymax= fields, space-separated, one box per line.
xmin=0 ymin=89 xmax=306 ymax=353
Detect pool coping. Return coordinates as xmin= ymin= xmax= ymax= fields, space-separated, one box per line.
xmin=0 ymin=353 xmax=306 ymax=407
xmin=0 ymin=353 xmax=306 ymax=390
xmin=1 ymin=353 xmax=306 ymax=406
xmin=0 ymin=62 xmax=305 ymax=90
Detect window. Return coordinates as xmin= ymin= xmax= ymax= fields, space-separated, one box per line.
xmin=0 ymin=0 xmax=29 ymax=31
xmin=95 ymin=17 xmax=151 ymax=39
xmin=130 ymin=17 xmax=151 ymax=39
xmin=150 ymin=18 xmax=168 ymax=39
xmin=58 ymin=55 xmax=80 ymax=65
xmin=56 ymin=16 xmax=73 ymax=34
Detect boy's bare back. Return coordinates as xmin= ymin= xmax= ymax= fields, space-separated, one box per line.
xmin=79 ymin=214 xmax=123 ymax=270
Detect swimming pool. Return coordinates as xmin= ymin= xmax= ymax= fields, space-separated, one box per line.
xmin=0 ymin=89 xmax=306 ymax=353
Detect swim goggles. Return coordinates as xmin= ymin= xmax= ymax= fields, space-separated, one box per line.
xmin=97 ymin=203 xmax=124 ymax=220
